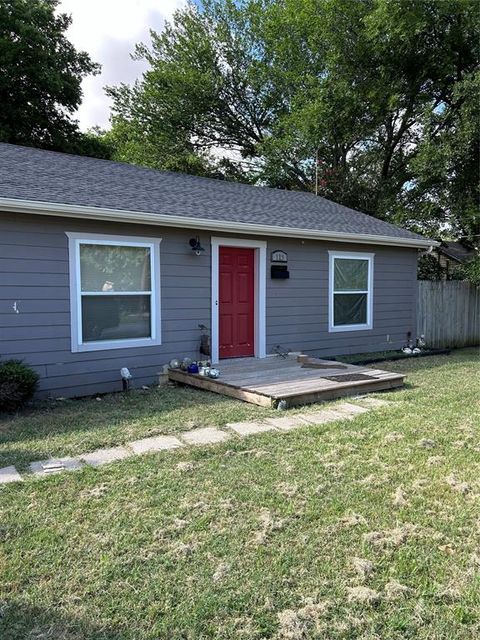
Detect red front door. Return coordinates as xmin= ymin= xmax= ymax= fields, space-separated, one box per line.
xmin=219 ymin=246 xmax=255 ymax=358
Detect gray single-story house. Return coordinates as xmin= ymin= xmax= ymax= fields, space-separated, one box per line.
xmin=0 ymin=143 xmax=437 ymax=398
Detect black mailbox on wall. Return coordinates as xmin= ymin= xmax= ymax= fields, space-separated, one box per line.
xmin=271 ymin=264 xmax=290 ymax=279
xmin=270 ymin=250 xmax=289 ymax=279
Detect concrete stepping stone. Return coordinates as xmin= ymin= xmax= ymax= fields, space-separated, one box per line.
xmin=264 ymin=415 xmax=312 ymax=431
xmin=81 ymin=446 xmax=132 ymax=467
xmin=181 ymin=427 xmax=230 ymax=445
xmin=130 ymin=435 xmax=183 ymax=455
xmin=226 ymin=421 xmax=277 ymax=436
xmin=30 ymin=457 xmax=83 ymax=476
xmin=0 ymin=465 xmax=23 ymax=484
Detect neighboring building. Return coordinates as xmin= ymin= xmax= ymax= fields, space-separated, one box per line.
xmin=433 ymin=241 xmax=478 ymax=278
xmin=0 ymin=144 xmax=437 ymax=398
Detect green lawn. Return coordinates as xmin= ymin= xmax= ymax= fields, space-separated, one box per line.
xmin=0 ymin=384 xmax=284 ymax=471
xmin=1 ymin=348 xmax=479 ymax=639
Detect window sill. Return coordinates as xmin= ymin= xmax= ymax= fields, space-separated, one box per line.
xmin=72 ymin=337 xmax=162 ymax=353
xmin=328 ymin=324 xmax=373 ymax=333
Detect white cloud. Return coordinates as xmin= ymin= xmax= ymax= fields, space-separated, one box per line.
xmin=57 ymin=1 xmax=186 ymax=131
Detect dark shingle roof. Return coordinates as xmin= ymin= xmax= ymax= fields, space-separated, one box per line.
xmin=0 ymin=143 xmax=430 ymax=244
xmin=438 ymin=241 xmax=477 ymax=263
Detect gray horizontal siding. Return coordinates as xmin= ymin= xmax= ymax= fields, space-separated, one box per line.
xmin=0 ymin=213 xmax=209 ymax=396
xmin=265 ymin=237 xmax=417 ymax=358
xmin=0 ymin=258 xmax=69 ymax=273
xmin=0 ymin=212 xmax=418 ymax=397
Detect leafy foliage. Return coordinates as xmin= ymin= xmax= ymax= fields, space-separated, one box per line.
xmin=0 ymin=359 xmax=39 ymax=412
xmin=417 ymin=254 xmax=448 ymax=281
xmin=418 ymin=248 xmax=480 ymax=283
xmin=106 ymin=0 xmax=479 ymax=236
xmin=455 ymin=254 xmax=480 ymax=286
xmin=0 ymin=0 xmax=108 ymax=155
xmin=402 ymin=72 xmax=480 ymax=240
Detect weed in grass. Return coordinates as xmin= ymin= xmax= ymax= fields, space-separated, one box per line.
xmin=251 ymin=508 xmax=286 ymax=546
xmin=352 ymin=557 xmax=375 ymax=580
xmin=340 ymin=512 xmax=367 ymax=527
xmin=212 ymin=562 xmax=231 ymax=583
xmin=445 ymin=474 xmax=471 ymax=494
xmin=346 ymin=585 xmax=382 ymax=605
xmin=392 ymin=486 xmax=409 ymax=507
xmin=383 ymin=579 xmax=412 ymax=601
xmin=363 ymin=524 xmax=417 ymax=548
xmin=175 ymin=461 xmax=195 ymax=472
xmin=276 ymin=482 xmax=298 ymax=498
xmin=276 ymin=599 xmax=330 ymax=639
xmin=358 ymin=473 xmax=390 ymax=487
xmin=170 ymin=540 xmax=197 ymax=558
xmin=79 ymin=483 xmax=108 ymax=499
xmin=384 ymin=430 xmax=405 ymax=442
xmin=419 ymin=438 xmax=437 ymax=449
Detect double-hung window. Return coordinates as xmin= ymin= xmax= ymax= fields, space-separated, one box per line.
xmin=67 ymin=233 xmax=161 ymax=352
xmin=328 ymin=251 xmax=374 ymax=332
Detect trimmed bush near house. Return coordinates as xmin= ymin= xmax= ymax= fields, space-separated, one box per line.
xmin=0 ymin=359 xmax=39 ymax=412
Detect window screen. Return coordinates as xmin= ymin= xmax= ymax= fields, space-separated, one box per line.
xmin=331 ymin=256 xmax=372 ymax=328
xmin=79 ymin=243 xmax=152 ymax=343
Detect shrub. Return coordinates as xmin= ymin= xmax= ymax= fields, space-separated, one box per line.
xmin=0 ymin=359 xmax=39 ymax=412
xmin=417 ymin=253 xmax=446 ymax=281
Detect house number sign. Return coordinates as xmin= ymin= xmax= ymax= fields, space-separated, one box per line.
xmin=271 ymin=250 xmax=288 ymax=263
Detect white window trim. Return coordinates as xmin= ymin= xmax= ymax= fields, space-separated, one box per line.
xmin=328 ymin=251 xmax=374 ymax=332
xmin=66 ymin=232 xmax=162 ymax=352
xmin=211 ymin=237 xmax=267 ymax=363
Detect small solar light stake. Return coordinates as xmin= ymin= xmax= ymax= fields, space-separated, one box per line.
xmin=120 ymin=367 xmax=132 ymax=392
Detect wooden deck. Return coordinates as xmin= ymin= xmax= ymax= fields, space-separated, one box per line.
xmin=168 ymin=355 xmax=405 ymax=408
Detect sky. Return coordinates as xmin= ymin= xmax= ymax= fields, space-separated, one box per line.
xmin=57 ymin=1 xmax=186 ymax=131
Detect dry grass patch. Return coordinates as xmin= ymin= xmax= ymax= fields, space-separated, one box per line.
xmin=0 ymin=348 xmax=479 ymax=639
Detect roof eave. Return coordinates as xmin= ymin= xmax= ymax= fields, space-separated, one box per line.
xmin=438 ymin=247 xmax=472 ymax=262
xmin=0 ymin=197 xmax=440 ymax=249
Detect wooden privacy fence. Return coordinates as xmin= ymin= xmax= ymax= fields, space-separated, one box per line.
xmin=417 ymin=281 xmax=480 ymax=348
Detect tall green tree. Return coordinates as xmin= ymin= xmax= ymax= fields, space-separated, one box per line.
xmin=106 ymin=0 xmax=277 ymax=177
xmin=0 ymin=0 xmax=109 ymax=155
xmin=107 ymin=0 xmax=479 ymax=237
xmin=403 ymin=71 xmax=480 ymax=239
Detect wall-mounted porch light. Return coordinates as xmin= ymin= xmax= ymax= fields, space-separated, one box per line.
xmin=189 ymin=236 xmax=205 ymax=256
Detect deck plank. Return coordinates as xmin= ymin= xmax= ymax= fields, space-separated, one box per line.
xmin=168 ymin=369 xmax=273 ymax=407
xmin=277 ymin=375 xmax=405 ymax=399
xmin=222 ymin=366 xmax=358 ymax=385
xmin=168 ymin=357 xmax=405 ymax=408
